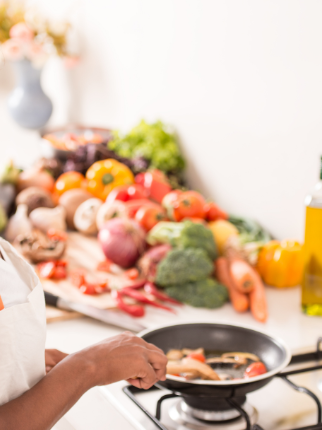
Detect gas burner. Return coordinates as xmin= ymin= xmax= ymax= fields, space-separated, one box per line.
xmin=167 ymin=399 xmax=258 ymax=430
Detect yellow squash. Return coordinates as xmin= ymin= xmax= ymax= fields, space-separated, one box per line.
xmin=257 ymin=240 xmax=304 ymax=288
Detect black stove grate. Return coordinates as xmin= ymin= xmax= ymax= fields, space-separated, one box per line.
xmin=123 ymin=337 xmax=322 ymax=430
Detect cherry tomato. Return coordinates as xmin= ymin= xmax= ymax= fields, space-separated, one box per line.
xmin=54 ymin=171 xmax=86 ymax=196
xmin=135 ymin=205 xmax=167 ymax=231
xmin=172 ymin=191 xmax=206 ymax=221
xmin=187 ymin=353 xmax=206 ymax=363
xmin=124 ymin=268 xmax=139 ymax=280
xmin=244 ymin=362 xmax=267 ymax=378
xmin=204 ymin=202 xmax=228 ymax=222
xmin=106 ymin=184 xmax=148 ymax=203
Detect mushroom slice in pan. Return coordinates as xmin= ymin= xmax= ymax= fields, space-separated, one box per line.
xmin=166 ymin=349 xmax=184 ymax=360
xmin=167 ymin=359 xmax=220 ymax=381
xmin=206 ymin=356 xmax=248 ymax=366
xmin=221 ymin=352 xmax=260 ymax=362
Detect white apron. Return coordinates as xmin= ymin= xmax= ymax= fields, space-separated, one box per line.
xmin=0 ymin=238 xmax=46 ymax=406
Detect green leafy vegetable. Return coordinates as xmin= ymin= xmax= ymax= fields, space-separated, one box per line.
xmin=166 ymin=278 xmax=228 ymax=309
xmin=147 ymin=220 xmax=217 ymax=260
xmin=228 ymin=215 xmax=272 ymax=244
xmin=156 ymin=248 xmax=213 ymax=287
xmin=109 ymin=120 xmax=185 ymax=173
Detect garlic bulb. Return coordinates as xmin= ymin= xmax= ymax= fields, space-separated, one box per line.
xmin=5 ymin=204 xmax=33 ymax=242
xmin=74 ymin=198 xmax=102 ymax=235
xmin=29 ymin=206 xmax=67 ymax=233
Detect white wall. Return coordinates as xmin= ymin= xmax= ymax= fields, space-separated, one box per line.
xmin=1 ymin=0 xmax=322 ymax=240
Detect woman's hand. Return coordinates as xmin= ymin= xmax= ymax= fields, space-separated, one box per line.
xmin=45 ymin=349 xmax=68 ymax=373
xmin=78 ymin=331 xmax=168 ymax=390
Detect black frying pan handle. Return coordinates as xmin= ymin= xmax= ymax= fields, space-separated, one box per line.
xmin=44 ymin=291 xmax=59 ymax=308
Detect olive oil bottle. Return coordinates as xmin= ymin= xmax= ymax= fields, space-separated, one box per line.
xmin=302 ymin=157 xmax=322 ymax=315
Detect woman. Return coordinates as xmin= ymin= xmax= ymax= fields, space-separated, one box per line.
xmin=0 ymin=237 xmax=167 ymax=430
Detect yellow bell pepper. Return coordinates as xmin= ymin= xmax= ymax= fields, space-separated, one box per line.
xmin=257 ymin=240 xmax=304 ymax=288
xmin=86 ymin=159 xmax=134 ymax=200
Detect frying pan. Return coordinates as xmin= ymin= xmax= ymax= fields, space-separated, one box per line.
xmin=140 ymin=322 xmax=291 ymax=398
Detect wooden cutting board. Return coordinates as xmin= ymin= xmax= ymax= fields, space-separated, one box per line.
xmin=46 ymin=305 xmax=83 ymax=323
xmin=40 ymin=232 xmax=131 ymax=310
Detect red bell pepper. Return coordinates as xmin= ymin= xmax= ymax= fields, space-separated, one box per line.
xmin=112 ymin=290 xmax=145 ymax=317
xmin=143 ymin=282 xmax=182 ymax=305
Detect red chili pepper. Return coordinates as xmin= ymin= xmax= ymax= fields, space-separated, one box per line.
xmin=121 ymin=288 xmax=175 ymax=313
xmin=124 ymin=268 xmax=139 ymax=280
xmin=124 ymin=279 xmax=147 ymax=289
xmin=144 ymin=282 xmax=182 ymax=305
xmin=112 ymin=290 xmax=145 ymax=317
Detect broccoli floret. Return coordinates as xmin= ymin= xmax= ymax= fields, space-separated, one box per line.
xmin=148 ymin=221 xmax=217 ymax=260
xmin=155 ymin=248 xmax=213 ymax=287
xmin=165 ymin=278 xmax=228 ymax=309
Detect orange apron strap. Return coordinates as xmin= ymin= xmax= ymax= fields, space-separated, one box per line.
xmin=0 ymin=295 xmax=4 ymax=311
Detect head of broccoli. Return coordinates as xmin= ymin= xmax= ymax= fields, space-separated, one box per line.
xmin=155 ymin=248 xmax=214 ymax=287
xmin=165 ymin=278 xmax=228 ymax=309
xmin=148 ymin=221 xmax=217 ymax=260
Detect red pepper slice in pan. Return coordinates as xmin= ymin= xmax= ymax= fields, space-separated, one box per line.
xmin=112 ymin=290 xmax=145 ymax=317
xmin=144 ymin=282 xmax=182 ymax=305
xmin=121 ymin=288 xmax=175 ymax=313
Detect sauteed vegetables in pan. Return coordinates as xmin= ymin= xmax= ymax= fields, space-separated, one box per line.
xmin=166 ymin=348 xmax=267 ymax=381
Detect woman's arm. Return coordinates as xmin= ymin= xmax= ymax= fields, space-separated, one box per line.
xmin=0 ymin=332 xmax=167 ymax=430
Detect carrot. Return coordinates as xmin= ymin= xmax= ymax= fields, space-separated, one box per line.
xmin=216 ymin=257 xmax=249 ymax=312
xmin=249 ymin=269 xmax=268 ymax=323
xmin=0 ymin=295 xmax=4 ymax=311
xmin=229 ymin=258 xmax=256 ymax=293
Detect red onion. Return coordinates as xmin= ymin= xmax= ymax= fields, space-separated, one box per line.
xmin=98 ymin=218 xmax=146 ymax=268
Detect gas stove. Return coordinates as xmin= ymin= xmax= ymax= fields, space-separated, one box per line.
xmin=101 ymin=338 xmax=322 ymax=430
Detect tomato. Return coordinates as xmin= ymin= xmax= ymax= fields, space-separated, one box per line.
xmin=124 ymin=268 xmax=139 ymax=280
xmin=172 ymin=191 xmax=206 ymax=221
xmin=38 ymin=261 xmax=56 ymax=279
xmin=162 ymin=190 xmax=182 ymax=219
xmin=106 ymin=184 xmax=148 ymax=203
xmin=97 ymin=259 xmax=113 ymax=272
xmin=47 ymin=229 xmax=67 ymax=242
xmin=70 ymin=270 xmax=86 ymax=288
xmin=244 ymin=362 xmax=267 ymax=378
xmin=204 ymin=202 xmax=228 ymax=222
xmin=52 ymin=266 xmax=67 ymax=279
xmin=54 ymin=171 xmax=86 ymax=196
xmin=135 ymin=170 xmax=172 ymax=204
xmin=124 ymin=199 xmax=157 ymax=218
xmin=187 ymin=353 xmax=206 ymax=363
xmin=79 ymin=282 xmax=107 ymax=295
xmin=135 ymin=205 xmax=167 ymax=231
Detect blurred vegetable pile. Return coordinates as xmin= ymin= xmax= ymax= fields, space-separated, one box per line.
xmin=0 ymin=119 xmax=304 ymax=321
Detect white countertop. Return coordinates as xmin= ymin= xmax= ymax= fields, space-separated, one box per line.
xmin=46 ymin=286 xmax=322 ymax=430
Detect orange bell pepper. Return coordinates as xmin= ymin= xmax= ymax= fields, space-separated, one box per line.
xmin=257 ymin=240 xmax=304 ymax=288
xmin=86 ymin=159 xmax=134 ymax=200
